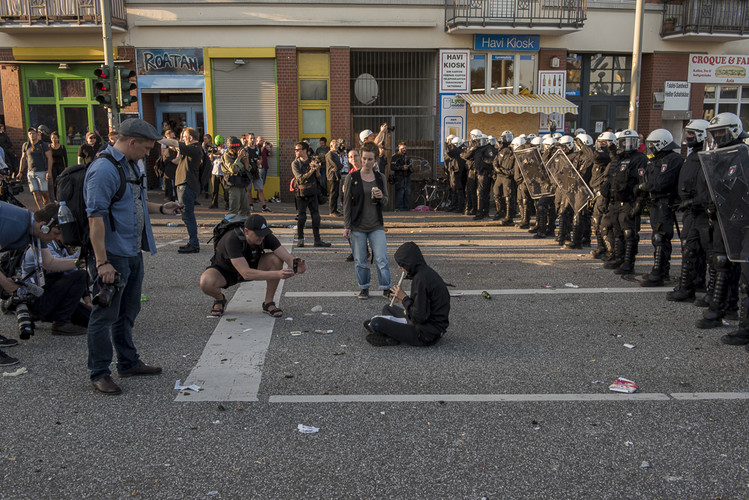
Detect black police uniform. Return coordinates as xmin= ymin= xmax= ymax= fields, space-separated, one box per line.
xmin=492 ymin=143 xmax=516 ymax=224
xmin=474 ymin=143 xmax=496 ymax=220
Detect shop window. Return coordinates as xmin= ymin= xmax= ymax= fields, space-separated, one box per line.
xmin=490 ymin=55 xmax=513 ymax=94
xmin=302 ymin=109 xmax=326 ymax=135
xmin=63 ymin=107 xmax=89 ymax=145
xmin=588 ymin=54 xmax=630 ymax=97
xmin=703 ymin=84 xmax=749 ymax=129
xmin=518 ymin=54 xmax=536 ymax=93
xmin=60 ymin=79 xmax=87 ymax=98
xmin=28 ymin=104 xmax=58 ymax=131
xmin=470 ymin=54 xmax=486 ymax=93
xmin=566 ymin=54 xmax=582 ymax=97
xmin=28 ymin=79 xmax=54 ymax=98
xmin=300 ymin=80 xmax=327 ymax=101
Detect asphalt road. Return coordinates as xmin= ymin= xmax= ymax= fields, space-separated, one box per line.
xmin=1 ymin=192 xmax=747 ymax=499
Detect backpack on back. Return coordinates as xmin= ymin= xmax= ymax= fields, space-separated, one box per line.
xmin=207 ymin=216 xmax=247 ymax=250
xmin=55 ymin=154 xmax=129 ymax=248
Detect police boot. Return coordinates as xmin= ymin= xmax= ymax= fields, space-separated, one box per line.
xmin=667 ymin=249 xmax=696 ymax=302
xmin=545 ymin=204 xmax=556 ymax=238
xmin=473 ymin=211 xmax=486 ymax=221
xmin=694 ymin=265 xmax=716 ymax=308
xmin=492 ymin=197 xmax=506 ymax=220
xmin=565 ymin=215 xmax=584 ymax=250
xmin=641 ymin=234 xmax=667 ymax=286
xmin=615 ymin=233 xmax=637 ymax=275
xmin=499 ymin=198 xmax=515 ymax=226
xmin=696 ymin=257 xmax=731 ymax=329
xmin=533 ymin=208 xmax=547 ymax=238
xmin=720 ymin=293 xmax=749 ymax=345
xmin=603 ymin=239 xmax=624 ymax=269
xmin=516 ymin=203 xmax=531 ymax=229
xmin=590 ymin=228 xmax=607 ymax=259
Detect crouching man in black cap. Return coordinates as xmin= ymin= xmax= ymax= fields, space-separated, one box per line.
xmin=364 ymin=241 xmax=450 ymax=346
xmin=200 ymin=214 xmax=306 ymax=318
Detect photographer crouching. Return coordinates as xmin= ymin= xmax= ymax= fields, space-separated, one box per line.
xmin=0 ymin=201 xmax=81 ymax=366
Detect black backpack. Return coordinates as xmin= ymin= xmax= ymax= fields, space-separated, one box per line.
xmin=55 ymin=153 xmax=130 ymax=247
xmin=207 ymin=217 xmax=247 ymax=250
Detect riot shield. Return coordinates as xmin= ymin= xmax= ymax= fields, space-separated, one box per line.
xmin=513 ymin=147 xmax=554 ymax=199
xmin=698 ymin=144 xmax=749 ymax=262
xmin=545 ymin=149 xmax=594 ymax=213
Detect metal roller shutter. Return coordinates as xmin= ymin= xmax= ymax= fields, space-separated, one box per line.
xmin=212 ymin=58 xmax=277 ymax=171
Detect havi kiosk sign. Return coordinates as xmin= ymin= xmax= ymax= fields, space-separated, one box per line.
xmin=440 ymin=49 xmax=470 ymax=93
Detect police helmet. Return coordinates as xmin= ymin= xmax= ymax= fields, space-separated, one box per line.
xmin=552 ymin=132 xmax=563 ymax=140
xmin=706 ymin=112 xmax=744 ymax=149
xmin=451 ymin=136 xmax=463 ymax=146
xmin=683 ymin=119 xmax=709 ymax=148
xmin=501 ymin=130 xmax=513 ymax=144
xmin=558 ymin=135 xmax=574 ymax=151
xmin=645 ymin=129 xmax=674 ymax=155
xmin=576 ymin=134 xmax=594 ymax=148
xmin=487 ymin=135 xmax=497 ymax=146
xmin=530 ymin=136 xmax=543 ymax=150
xmin=596 ymin=131 xmax=616 ymax=152
xmin=526 ymin=133 xmax=537 ymax=142
xmin=617 ymin=129 xmax=640 ymax=152
xmin=469 ymin=129 xmax=483 ymax=141
xmin=510 ymin=137 xmax=526 ymax=151
xmin=574 ymin=128 xmax=586 ymax=136
xmin=445 ymin=134 xmax=456 ymax=144
xmin=542 ymin=136 xmax=557 ymax=151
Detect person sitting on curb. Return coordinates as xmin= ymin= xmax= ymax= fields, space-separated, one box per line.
xmin=364 ymin=241 xmax=450 ymax=346
xmin=199 ymin=214 xmax=306 ymax=317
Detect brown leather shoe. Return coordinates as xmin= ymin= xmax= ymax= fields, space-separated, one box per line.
xmin=51 ymin=322 xmax=87 ymax=336
xmin=92 ymin=375 xmax=122 ymax=395
xmin=119 ymin=362 xmax=162 ymax=378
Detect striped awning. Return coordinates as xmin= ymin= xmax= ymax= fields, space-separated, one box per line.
xmin=458 ymin=93 xmax=578 ymax=115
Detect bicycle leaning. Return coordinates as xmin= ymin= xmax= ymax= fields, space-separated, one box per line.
xmin=413 ymin=178 xmax=449 ymax=211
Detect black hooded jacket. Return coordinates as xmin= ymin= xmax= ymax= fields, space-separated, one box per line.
xmin=394 ymin=242 xmax=450 ymax=336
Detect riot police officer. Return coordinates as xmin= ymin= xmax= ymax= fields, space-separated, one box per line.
xmin=461 ymin=129 xmax=483 ymax=216
xmin=639 ymin=129 xmax=683 ymax=286
xmin=605 ymin=129 xmax=648 ymax=275
xmin=590 ymin=132 xmax=615 ymax=261
xmin=492 ymin=130 xmax=516 ymax=224
xmin=445 ymin=136 xmax=466 ymax=212
xmin=667 ymin=119 xmax=710 ymax=302
xmin=511 ymin=137 xmax=532 ymax=228
xmin=473 ymin=134 xmax=497 ymax=220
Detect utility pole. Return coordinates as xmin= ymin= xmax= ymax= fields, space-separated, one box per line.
xmin=99 ymin=0 xmax=119 ymax=130
xmin=629 ymin=0 xmax=644 ymax=130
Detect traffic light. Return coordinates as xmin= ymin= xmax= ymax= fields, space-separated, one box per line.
xmin=93 ymin=66 xmax=114 ymax=107
xmin=117 ymin=66 xmax=137 ymax=108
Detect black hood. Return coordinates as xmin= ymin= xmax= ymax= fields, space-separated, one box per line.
xmin=394 ymin=241 xmax=426 ymax=278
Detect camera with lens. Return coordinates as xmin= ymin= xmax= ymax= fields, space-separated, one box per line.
xmin=387 ymin=125 xmax=395 ymax=132
xmin=92 ymin=272 xmax=125 ymax=308
xmin=337 ymin=140 xmax=346 ymax=153
xmin=3 ymin=279 xmax=44 ymax=340
xmin=207 ymin=144 xmax=219 ymax=154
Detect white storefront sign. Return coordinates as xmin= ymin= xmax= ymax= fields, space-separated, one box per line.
xmin=688 ymin=54 xmax=749 ymax=84
xmin=439 ymin=49 xmax=470 ymax=93
xmin=538 ymin=70 xmax=567 ymax=134
xmin=663 ymin=81 xmax=691 ymax=111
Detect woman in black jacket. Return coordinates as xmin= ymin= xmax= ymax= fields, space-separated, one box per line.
xmin=365 ymin=241 xmax=450 ymax=346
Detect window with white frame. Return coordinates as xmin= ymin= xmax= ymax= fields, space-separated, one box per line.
xmin=703 ymin=85 xmax=749 ymax=131
xmin=469 ymin=53 xmax=537 ymax=94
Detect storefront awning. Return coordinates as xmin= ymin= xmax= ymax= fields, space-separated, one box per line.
xmin=458 ymin=93 xmax=578 ymax=115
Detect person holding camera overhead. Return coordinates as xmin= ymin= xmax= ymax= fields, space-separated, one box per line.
xmin=291 ymin=142 xmax=331 ymax=248
xmin=221 ymin=136 xmax=252 ymax=217
xmin=83 ymin=118 xmax=182 ymax=395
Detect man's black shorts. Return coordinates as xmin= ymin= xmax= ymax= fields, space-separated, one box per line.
xmin=207 ymin=264 xmax=255 ymax=288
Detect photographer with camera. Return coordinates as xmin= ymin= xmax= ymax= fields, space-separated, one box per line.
xmin=0 ymin=201 xmax=75 ymax=365
xmin=84 ymin=118 xmax=182 ymax=395
xmin=292 ymin=142 xmax=331 ymax=248
xmin=221 ymin=136 xmax=252 ymax=217
xmin=359 ymin=123 xmax=390 ymax=147
xmin=200 ymin=214 xmax=305 ymax=317
xmin=325 ymin=139 xmax=344 ymax=216
xmin=0 ymin=161 xmax=24 ymax=207
xmin=390 ymin=142 xmax=412 ymax=211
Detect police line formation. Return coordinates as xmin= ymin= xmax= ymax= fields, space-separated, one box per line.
xmin=442 ymin=112 xmax=749 ymax=350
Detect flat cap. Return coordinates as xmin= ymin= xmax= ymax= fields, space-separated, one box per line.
xmin=118 ymin=118 xmax=162 ymax=140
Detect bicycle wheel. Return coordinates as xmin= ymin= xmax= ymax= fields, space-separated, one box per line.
xmin=414 ymin=193 xmax=428 ymax=208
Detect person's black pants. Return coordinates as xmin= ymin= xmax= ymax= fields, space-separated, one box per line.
xmin=328 ymin=178 xmax=340 ymax=213
xmin=296 ymin=195 xmax=321 ymax=241
xmin=370 ymin=303 xmax=441 ymax=346
xmin=29 ymin=270 xmax=88 ymax=324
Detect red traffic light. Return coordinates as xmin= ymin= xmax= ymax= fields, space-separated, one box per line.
xmin=94 ymin=67 xmax=111 ymax=79
xmin=95 ymin=81 xmax=112 ymax=92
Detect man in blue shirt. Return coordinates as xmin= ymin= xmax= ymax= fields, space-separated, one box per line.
xmin=84 ymin=118 xmax=182 ymax=395
xmin=0 ymin=201 xmax=66 ymax=366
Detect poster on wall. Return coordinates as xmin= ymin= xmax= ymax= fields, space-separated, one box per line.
xmin=438 ymin=94 xmax=467 ymax=165
xmin=538 ymin=70 xmax=566 ymax=134
xmin=688 ymin=54 xmax=749 ymax=84
xmin=439 ymin=49 xmax=470 ymax=93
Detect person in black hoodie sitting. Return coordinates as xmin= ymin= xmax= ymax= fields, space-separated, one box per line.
xmin=364 ymin=241 xmax=450 ymax=346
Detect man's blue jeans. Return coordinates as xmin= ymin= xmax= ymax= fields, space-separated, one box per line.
xmin=87 ymin=253 xmax=144 ymax=381
xmin=351 ymin=229 xmax=390 ymax=290
xmin=177 ymin=184 xmax=199 ymax=248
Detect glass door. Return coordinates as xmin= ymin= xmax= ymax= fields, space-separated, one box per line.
xmin=61 ymin=105 xmax=92 ymax=165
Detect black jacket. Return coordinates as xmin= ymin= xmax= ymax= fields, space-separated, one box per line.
xmin=644 ymin=149 xmax=683 ymax=200
xmin=394 ymin=242 xmax=450 ymax=336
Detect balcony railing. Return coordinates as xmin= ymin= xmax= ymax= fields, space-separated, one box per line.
xmin=0 ymin=0 xmax=126 ymax=28
xmin=661 ymin=0 xmax=749 ymax=38
xmin=445 ymin=0 xmax=586 ymax=32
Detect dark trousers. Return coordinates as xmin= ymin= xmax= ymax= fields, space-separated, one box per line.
xmin=649 ymin=198 xmax=675 ymax=271
xmin=296 ymin=195 xmax=321 ymax=241
xmin=211 ymin=175 xmax=228 ymax=208
xmin=328 ymin=178 xmax=340 ymax=214
xmin=29 ymin=270 xmax=88 ymax=324
xmin=370 ymin=303 xmax=441 ymax=346
xmin=163 ymin=177 xmax=177 ymax=201
xmin=476 ymin=172 xmax=492 ymax=214
xmin=465 ymin=171 xmax=477 ymax=212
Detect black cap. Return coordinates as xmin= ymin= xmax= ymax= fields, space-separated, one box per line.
xmin=117 ymin=118 xmax=162 ymax=140
xmin=244 ymin=214 xmax=271 ymax=237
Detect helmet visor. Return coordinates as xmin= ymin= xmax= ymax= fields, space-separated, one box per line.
xmin=707 ymin=127 xmax=731 ymax=149
xmin=618 ymin=137 xmax=639 ymax=152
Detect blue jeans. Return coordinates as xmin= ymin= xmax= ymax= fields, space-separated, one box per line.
xmin=351 ymin=229 xmax=390 ymax=290
xmin=395 ymin=178 xmax=410 ymax=210
xmin=260 ymin=167 xmax=268 ymax=184
xmin=177 ymin=184 xmax=199 ymax=248
xmin=87 ymin=253 xmax=144 ymax=381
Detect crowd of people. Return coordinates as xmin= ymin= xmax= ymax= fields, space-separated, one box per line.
xmin=1 ymin=110 xmax=747 ymax=392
